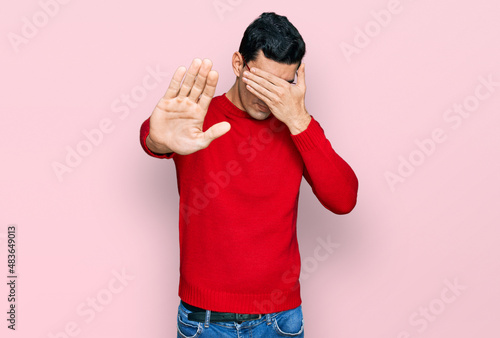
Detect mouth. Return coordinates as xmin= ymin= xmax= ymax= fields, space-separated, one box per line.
xmin=256 ymin=103 xmax=269 ymax=112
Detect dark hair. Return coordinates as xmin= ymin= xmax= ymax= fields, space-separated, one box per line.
xmin=238 ymin=12 xmax=306 ymax=65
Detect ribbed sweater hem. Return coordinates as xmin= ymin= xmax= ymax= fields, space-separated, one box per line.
xmin=178 ymin=276 xmax=302 ymax=314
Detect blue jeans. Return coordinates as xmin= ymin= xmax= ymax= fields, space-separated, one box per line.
xmin=176 ymin=300 xmax=305 ymax=337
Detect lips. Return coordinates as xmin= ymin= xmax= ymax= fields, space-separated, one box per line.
xmin=256 ymin=103 xmax=268 ymax=112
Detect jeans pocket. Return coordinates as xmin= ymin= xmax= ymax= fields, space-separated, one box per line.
xmin=177 ymin=314 xmax=203 ymax=338
xmin=272 ymin=305 xmax=304 ymax=336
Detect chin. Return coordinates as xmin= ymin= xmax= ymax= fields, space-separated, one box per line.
xmin=249 ymin=110 xmax=271 ymax=120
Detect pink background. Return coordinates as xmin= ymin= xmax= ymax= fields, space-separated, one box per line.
xmin=1 ymin=0 xmax=499 ymax=337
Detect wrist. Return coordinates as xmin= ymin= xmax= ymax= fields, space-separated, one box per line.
xmin=146 ymin=135 xmax=172 ymax=154
xmin=287 ymin=111 xmax=312 ymax=135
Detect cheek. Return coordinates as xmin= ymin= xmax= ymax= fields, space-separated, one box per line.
xmin=239 ymin=79 xmax=249 ymax=92
xmin=239 ymin=81 xmax=255 ymax=101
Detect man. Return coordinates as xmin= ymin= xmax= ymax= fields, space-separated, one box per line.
xmin=139 ymin=12 xmax=358 ymax=338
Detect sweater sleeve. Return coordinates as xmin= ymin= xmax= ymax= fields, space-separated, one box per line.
xmin=291 ymin=116 xmax=358 ymax=215
xmin=139 ymin=117 xmax=175 ymax=159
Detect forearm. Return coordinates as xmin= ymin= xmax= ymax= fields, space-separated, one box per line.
xmin=303 ymin=148 xmax=358 ymax=214
xmin=292 ymin=116 xmax=358 ymax=214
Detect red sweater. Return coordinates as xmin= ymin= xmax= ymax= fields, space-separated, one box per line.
xmin=139 ymin=94 xmax=358 ymax=314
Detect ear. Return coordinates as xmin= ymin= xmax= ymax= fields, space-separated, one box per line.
xmin=231 ymin=52 xmax=245 ymax=78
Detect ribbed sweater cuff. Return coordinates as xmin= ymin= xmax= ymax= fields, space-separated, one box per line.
xmin=139 ymin=118 xmax=175 ymax=159
xmin=290 ymin=116 xmax=327 ymax=152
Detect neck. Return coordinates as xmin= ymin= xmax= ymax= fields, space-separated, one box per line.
xmin=226 ymin=81 xmax=245 ymax=111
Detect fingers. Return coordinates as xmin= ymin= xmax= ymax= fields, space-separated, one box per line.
xmin=200 ymin=121 xmax=231 ymax=148
xmin=188 ymin=59 xmax=213 ymax=102
xmin=163 ymin=66 xmax=187 ymax=100
xmin=178 ymin=58 xmax=203 ymax=98
xmin=245 ymin=82 xmax=272 ymax=105
xmin=198 ymin=70 xmax=219 ymax=111
xmin=243 ymin=70 xmax=276 ymax=93
xmin=248 ymin=67 xmax=284 ymax=86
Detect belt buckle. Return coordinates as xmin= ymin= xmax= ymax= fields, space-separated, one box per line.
xmin=235 ymin=313 xmax=262 ymax=322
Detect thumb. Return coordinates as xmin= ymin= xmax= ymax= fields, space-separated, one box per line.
xmin=297 ymin=63 xmax=306 ymax=87
xmin=200 ymin=121 xmax=231 ymax=148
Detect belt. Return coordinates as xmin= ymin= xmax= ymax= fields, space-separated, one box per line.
xmin=182 ymin=300 xmax=264 ymax=323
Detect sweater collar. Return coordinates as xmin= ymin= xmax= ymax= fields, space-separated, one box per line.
xmin=220 ymin=93 xmax=253 ymax=119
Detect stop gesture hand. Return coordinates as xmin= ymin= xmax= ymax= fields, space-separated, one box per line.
xmin=147 ymin=58 xmax=231 ymax=155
